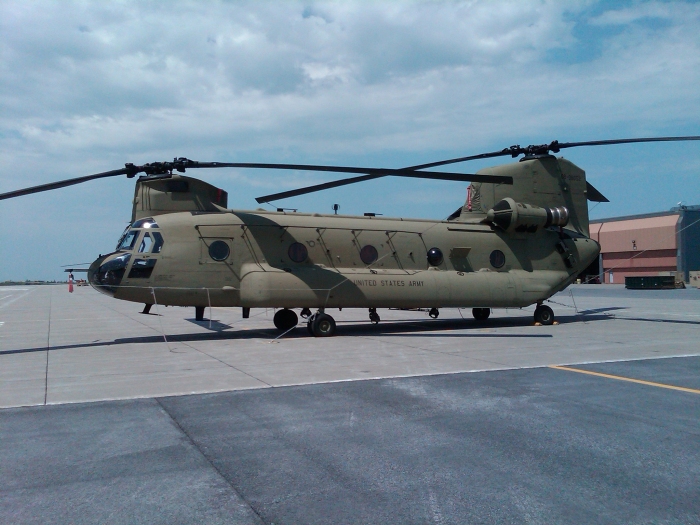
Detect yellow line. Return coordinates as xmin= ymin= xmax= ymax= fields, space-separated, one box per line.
xmin=549 ymin=365 xmax=700 ymax=395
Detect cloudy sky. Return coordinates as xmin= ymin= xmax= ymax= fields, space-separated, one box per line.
xmin=1 ymin=0 xmax=699 ymax=281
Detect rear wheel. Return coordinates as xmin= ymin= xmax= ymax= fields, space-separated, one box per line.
xmin=534 ymin=305 xmax=554 ymax=325
xmin=273 ymin=309 xmax=298 ymax=331
xmin=311 ymin=313 xmax=336 ymax=337
xmin=472 ymin=308 xmax=490 ymax=321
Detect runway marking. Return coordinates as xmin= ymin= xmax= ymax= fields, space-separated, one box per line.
xmin=549 ymin=365 xmax=700 ymax=395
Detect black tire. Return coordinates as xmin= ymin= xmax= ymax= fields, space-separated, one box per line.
xmin=273 ymin=309 xmax=298 ymax=331
xmin=534 ymin=305 xmax=554 ymax=325
xmin=311 ymin=313 xmax=336 ymax=337
xmin=472 ymin=308 xmax=491 ymax=321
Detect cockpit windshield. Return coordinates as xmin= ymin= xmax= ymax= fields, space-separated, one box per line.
xmin=116 ymin=218 xmax=162 ymax=252
xmin=117 ymin=229 xmax=139 ymax=251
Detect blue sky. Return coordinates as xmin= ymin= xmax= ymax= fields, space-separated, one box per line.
xmin=1 ymin=0 xmax=699 ymax=281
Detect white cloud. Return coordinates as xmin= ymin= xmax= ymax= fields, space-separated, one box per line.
xmin=1 ymin=0 xmax=699 ymax=280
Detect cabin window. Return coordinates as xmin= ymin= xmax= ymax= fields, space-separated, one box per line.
xmin=427 ymin=247 xmax=443 ymax=266
xmin=288 ymin=242 xmax=308 ymax=263
xmin=490 ymin=250 xmax=506 ymax=268
xmin=118 ymin=230 xmax=139 ymax=251
xmin=208 ymin=240 xmax=230 ymax=261
xmin=360 ymin=245 xmax=378 ymax=265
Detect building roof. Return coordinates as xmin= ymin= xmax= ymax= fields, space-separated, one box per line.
xmin=590 ymin=205 xmax=699 ymax=224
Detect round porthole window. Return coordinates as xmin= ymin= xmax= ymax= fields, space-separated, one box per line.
xmin=360 ymin=245 xmax=378 ymax=265
xmin=209 ymin=240 xmax=230 ymax=261
xmin=490 ymin=249 xmax=506 ymax=268
xmin=427 ymin=247 xmax=443 ymax=266
xmin=288 ymin=242 xmax=308 ymax=263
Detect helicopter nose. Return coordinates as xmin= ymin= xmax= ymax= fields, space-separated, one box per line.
xmin=88 ymin=252 xmax=131 ymax=297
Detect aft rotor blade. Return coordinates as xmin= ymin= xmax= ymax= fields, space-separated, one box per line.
xmin=0 ymin=168 xmax=129 ymax=201
xmin=554 ymin=136 xmax=700 ymax=151
xmin=255 ymin=169 xmax=512 ymax=203
xmin=413 ymin=135 xmax=700 ymax=169
xmin=188 ymin=161 xmax=511 ymax=182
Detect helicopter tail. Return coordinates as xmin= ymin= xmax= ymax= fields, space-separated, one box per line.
xmin=462 ymin=156 xmax=607 ymax=237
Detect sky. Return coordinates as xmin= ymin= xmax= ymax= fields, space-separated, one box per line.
xmin=1 ymin=0 xmax=699 ymax=281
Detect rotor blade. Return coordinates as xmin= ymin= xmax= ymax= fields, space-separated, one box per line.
xmin=187 ymin=161 xmax=512 ymax=182
xmin=401 ymin=135 xmax=700 ymax=169
xmin=255 ymin=170 xmax=512 ymax=203
xmin=0 ymin=168 xmax=129 ymax=201
xmin=554 ymin=136 xmax=700 ymax=151
xmin=400 ymin=148 xmax=525 ymax=170
xmin=256 ymin=174 xmax=382 ymax=203
xmin=61 ymin=262 xmax=92 ymax=267
xmin=586 ymin=182 xmax=609 ymax=203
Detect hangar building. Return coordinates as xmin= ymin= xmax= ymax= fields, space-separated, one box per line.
xmin=588 ymin=205 xmax=700 ymax=284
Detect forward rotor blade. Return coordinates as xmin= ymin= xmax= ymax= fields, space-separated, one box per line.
xmin=188 ymin=161 xmax=511 ymax=183
xmin=255 ymin=169 xmax=512 ymax=203
xmin=0 ymin=168 xmax=129 ymax=201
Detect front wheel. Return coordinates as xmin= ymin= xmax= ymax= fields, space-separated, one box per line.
xmin=534 ymin=305 xmax=554 ymax=325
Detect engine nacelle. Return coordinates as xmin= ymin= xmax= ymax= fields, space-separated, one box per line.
xmin=486 ymin=197 xmax=569 ymax=233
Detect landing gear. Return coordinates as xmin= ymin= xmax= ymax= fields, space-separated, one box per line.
xmin=307 ymin=311 xmax=336 ymax=337
xmin=472 ymin=308 xmax=490 ymax=321
xmin=195 ymin=306 xmax=205 ymax=321
xmin=300 ymin=307 xmax=312 ymax=319
xmin=429 ymin=308 xmax=439 ymax=319
xmin=141 ymin=304 xmax=152 ymax=315
xmin=534 ymin=304 xmax=554 ymax=325
xmin=369 ymin=308 xmax=380 ymax=324
xmin=273 ymin=308 xmax=298 ymax=331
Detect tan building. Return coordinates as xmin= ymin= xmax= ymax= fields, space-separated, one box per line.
xmin=589 ymin=205 xmax=700 ymax=284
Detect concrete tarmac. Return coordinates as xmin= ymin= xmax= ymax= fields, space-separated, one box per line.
xmin=1 ymin=285 xmax=699 ymax=408
xmin=1 ymin=285 xmax=699 ymax=523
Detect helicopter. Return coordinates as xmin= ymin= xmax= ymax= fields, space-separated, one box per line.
xmin=2 ymin=136 xmax=698 ymax=337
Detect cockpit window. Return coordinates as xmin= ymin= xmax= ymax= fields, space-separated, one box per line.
xmin=152 ymin=232 xmax=164 ymax=253
xmin=139 ymin=233 xmax=154 ymax=253
xmin=132 ymin=217 xmax=159 ymax=229
xmin=116 ymin=225 xmax=130 ymax=250
xmin=118 ymin=230 xmax=139 ymax=251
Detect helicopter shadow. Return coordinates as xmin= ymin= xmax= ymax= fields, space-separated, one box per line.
xmin=576 ymin=306 xmax=628 ymax=316
xmin=0 ymin=311 xmax=622 ymax=356
xmin=186 ymin=319 xmax=233 ymax=331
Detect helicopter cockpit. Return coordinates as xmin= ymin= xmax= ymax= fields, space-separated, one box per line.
xmin=89 ymin=217 xmax=165 ymax=296
xmin=116 ymin=217 xmax=163 ymax=253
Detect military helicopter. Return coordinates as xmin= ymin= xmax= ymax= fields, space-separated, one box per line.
xmin=2 ymin=136 xmax=698 ymax=336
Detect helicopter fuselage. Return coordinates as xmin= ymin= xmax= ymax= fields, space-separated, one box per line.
xmin=88 ymin=208 xmax=600 ymax=312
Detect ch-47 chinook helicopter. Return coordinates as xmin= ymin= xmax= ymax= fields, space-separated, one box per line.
xmin=2 ymin=136 xmax=698 ymax=336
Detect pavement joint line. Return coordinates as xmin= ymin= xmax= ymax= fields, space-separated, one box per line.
xmin=549 ymin=365 xmax=700 ymax=394
xmin=0 ymin=287 xmax=34 ymax=310
xmin=153 ymin=398 xmax=266 ymax=525
xmin=43 ymin=287 xmax=52 ymax=405
xmin=177 ymin=339 xmax=274 ymax=388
